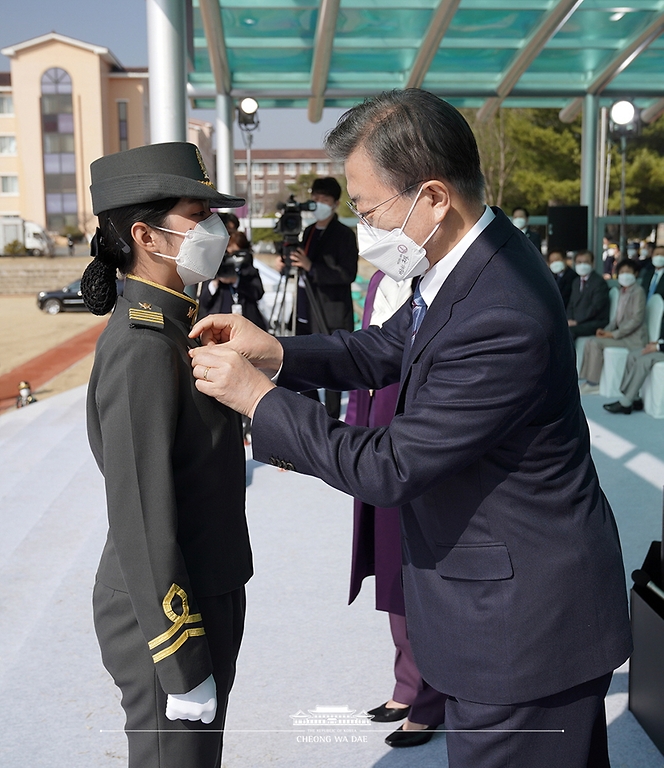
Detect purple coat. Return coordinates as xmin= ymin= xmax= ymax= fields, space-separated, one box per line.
xmin=347 ymin=271 xmax=410 ymax=615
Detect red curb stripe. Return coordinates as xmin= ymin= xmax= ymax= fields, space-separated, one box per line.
xmin=0 ymin=320 xmax=107 ymax=409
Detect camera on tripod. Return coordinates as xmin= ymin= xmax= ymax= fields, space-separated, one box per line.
xmin=275 ymin=195 xmax=317 ymax=238
xmin=274 ymin=195 xmax=317 ymax=272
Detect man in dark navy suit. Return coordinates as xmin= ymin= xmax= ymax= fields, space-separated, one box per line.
xmin=189 ymin=90 xmax=632 ymax=768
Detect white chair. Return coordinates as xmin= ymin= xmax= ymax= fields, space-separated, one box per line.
xmin=600 ymin=291 xmax=662 ymax=398
xmin=641 ymin=294 xmax=664 ymax=418
xmin=578 ymin=286 xmax=618 ymax=375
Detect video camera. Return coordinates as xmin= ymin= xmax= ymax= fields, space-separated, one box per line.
xmin=274 ymin=195 xmax=317 ymax=273
xmin=216 ymin=249 xmax=252 ymax=279
xmin=274 ymin=195 xmax=317 ymax=238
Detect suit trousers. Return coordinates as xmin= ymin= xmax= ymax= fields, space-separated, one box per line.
xmin=621 ymin=349 xmax=664 ymax=403
xmin=388 ymin=612 xmax=448 ymax=726
xmin=93 ymin=582 xmax=246 ymax=768
xmin=444 ymin=672 xmax=612 ymax=768
xmin=579 ymin=337 xmax=634 ymax=383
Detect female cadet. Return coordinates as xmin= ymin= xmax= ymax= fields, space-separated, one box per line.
xmin=82 ymin=142 xmax=253 ymax=768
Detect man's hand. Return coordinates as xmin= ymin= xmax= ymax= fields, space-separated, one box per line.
xmin=189 ymin=313 xmax=283 ymax=374
xmin=642 ymin=341 xmax=660 ymax=355
xmin=166 ymin=674 xmax=217 ymax=724
xmin=190 ymin=344 xmax=276 ymax=417
xmin=596 ymin=328 xmax=612 ymax=338
xmin=568 ymin=319 xmax=577 ymax=327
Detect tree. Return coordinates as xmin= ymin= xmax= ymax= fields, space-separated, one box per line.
xmin=463 ymin=108 xmax=582 ymax=213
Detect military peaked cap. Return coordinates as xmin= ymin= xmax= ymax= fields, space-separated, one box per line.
xmin=90 ymin=142 xmax=245 ymax=215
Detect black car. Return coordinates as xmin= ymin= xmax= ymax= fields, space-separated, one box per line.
xmin=37 ymin=279 xmax=124 ymax=314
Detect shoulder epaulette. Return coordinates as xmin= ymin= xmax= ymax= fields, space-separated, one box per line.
xmin=128 ymin=301 xmax=165 ymax=330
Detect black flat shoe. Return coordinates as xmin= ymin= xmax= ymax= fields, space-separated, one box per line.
xmin=633 ymin=398 xmax=644 ymax=411
xmin=603 ymin=401 xmax=632 ymax=414
xmin=385 ymin=724 xmax=437 ymax=748
xmin=367 ymin=702 xmax=411 ymax=723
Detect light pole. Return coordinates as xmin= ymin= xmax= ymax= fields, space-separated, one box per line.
xmin=237 ymin=98 xmax=259 ymax=241
xmin=609 ymin=100 xmax=640 ymax=256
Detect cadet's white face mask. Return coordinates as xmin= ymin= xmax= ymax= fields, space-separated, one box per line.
xmin=356 ymin=185 xmax=439 ymax=282
xmin=153 ymin=214 xmax=229 ymax=286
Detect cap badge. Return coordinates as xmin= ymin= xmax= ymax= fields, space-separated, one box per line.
xmin=195 ymin=147 xmax=216 ymax=189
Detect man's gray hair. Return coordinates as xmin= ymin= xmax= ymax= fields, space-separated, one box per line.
xmin=325 ymin=89 xmax=485 ymax=204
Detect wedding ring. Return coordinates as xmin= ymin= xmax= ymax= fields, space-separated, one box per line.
xmin=203 ymin=366 xmax=210 ymax=382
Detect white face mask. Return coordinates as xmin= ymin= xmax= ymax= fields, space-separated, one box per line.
xmin=19 ymin=388 xmax=30 ymax=398
xmin=618 ymin=272 xmax=636 ymax=288
xmin=356 ymin=185 xmax=440 ymax=282
xmin=512 ymin=217 xmax=527 ymax=230
xmin=549 ymin=260 xmax=566 ymax=275
xmin=154 ymin=214 xmax=229 ymax=286
xmin=575 ymin=262 xmax=593 ymax=277
xmin=652 ymin=255 xmax=664 ymax=269
xmin=313 ymin=202 xmax=334 ymax=222
xmin=640 ymin=248 xmax=650 ymax=259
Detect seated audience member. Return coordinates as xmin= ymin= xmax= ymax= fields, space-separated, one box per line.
xmin=579 ymin=259 xmax=647 ymax=394
xmin=639 ymin=245 xmax=664 ymax=300
xmin=603 ymin=244 xmax=618 ymax=279
xmin=567 ymin=250 xmax=610 ymax=339
xmin=511 ymin=206 xmax=541 ymax=252
xmin=547 ymin=249 xmax=577 ymax=308
xmin=638 ymin=242 xmax=653 ymax=269
xmin=603 ymin=336 xmax=664 ymax=415
xmin=198 ymin=231 xmax=267 ymax=330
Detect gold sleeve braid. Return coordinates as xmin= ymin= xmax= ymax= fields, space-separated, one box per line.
xmin=148 ymin=584 xmax=206 ymax=663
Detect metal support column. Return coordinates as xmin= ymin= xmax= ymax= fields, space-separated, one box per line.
xmin=146 ymin=0 xmax=187 ymax=143
xmin=580 ymin=94 xmax=599 ymax=260
xmin=215 ymin=94 xmax=235 ymax=197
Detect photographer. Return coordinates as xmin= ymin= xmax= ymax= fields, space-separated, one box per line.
xmin=276 ymin=177 xmax=359 ymax=418
xmin=198 ymin=231 xmax=267 ymax=330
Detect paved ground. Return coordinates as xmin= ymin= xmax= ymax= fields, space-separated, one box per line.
xmin=1 ymin=262 xmax=663 ymax=766
xmin=1 ymin=384 xmax=663 ymax=768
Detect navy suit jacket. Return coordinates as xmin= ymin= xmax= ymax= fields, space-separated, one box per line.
xmin=252 ymin=207 xmax=632 ymax=705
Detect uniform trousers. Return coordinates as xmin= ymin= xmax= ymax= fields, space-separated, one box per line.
xmin=93 ymin=583 xmax=246 ymax=768
xmin=579 ymin=337 xmax=638 ymax=383
xmin=620 ymin=348 xmax=664 ymax=404
xmin=388 ymin=612 xmax=447 ymax=726
xmin=444 ymin=672 xmax=612 ymax=768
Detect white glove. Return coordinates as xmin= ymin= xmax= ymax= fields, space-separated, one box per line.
xmin=165 ymin=674 xmax=217 ymax=724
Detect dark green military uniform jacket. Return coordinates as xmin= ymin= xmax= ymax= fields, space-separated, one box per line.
xmin=87 ymin=274 xmax=253 ymax=694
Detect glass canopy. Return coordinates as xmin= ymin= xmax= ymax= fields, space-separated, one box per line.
xmin=189 ymin=0 xmax=664 ymax=119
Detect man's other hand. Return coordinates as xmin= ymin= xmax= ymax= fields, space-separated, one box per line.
xmin=190 ymin=344 xmax=276 ymax=417
xmin=189 ymin=313 xmax=284 ymax=374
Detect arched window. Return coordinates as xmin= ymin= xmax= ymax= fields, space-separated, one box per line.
xmin=41 ymin=68 xmax=77 ymax=232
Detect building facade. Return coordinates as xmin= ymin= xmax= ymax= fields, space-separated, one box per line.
xmin=234 ymin=148 xmax=344 ymax=217
xmin=1 ymin=32 xmax=339 ymax=237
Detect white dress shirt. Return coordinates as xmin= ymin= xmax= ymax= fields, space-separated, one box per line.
xmin=418 ymin=205 xmax=495 ymax=308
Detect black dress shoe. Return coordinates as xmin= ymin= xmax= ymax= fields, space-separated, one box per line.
xmin=385 ymin=724 xmax=437 ymax=748
xmin=603 ymin=401 xmax=632 ymax=414
xmin=633 ymin=398 xmax=644 ymax=411
xmin=367 ymin=702 xmax=411 ymax=723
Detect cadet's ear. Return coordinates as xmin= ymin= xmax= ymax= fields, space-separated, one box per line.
xmin=131 ymin=221 xmax=160 ymax=253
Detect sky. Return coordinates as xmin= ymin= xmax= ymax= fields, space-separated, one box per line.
xmin=0 ymin=0 xmax=346 ymax=149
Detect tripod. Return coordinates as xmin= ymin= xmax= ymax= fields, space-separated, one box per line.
xmin=267 ymin=241 xmax=329 ymax=337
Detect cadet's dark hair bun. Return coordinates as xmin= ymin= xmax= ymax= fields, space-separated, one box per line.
xmin=81 ymin=228 xmax=118 ymax=315
xmin=81 ymin=257 xmax=117 ymax=315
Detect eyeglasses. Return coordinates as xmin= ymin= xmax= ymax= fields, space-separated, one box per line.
xmin=346 ymin=182 xmax=424 ymax=227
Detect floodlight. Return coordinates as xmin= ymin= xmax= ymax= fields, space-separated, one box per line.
xmin=610 ymin=100 xmax=635 ymax=126
xmin=609 ymin=99 xmax=640 ymax=138
xmin=239 ymin=98 xmax=258 ymax=116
